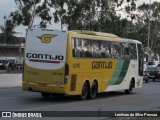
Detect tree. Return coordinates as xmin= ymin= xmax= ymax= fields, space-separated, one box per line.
xmin=0 ymin=18 xmax=16 ymax=44
xmin=137 ymin=2 xmax=160 ymax=59
xmin=9 ymin=0 xmax=137 ymax=31
xmin=10 ymin=0 xmax=52 ymax=29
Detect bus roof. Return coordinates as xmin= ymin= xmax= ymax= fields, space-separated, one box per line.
xmin=29 ymin=28 xmax=141 ymax=44
xmin=122 ymin=38 xmax=142 ymax=44
xmin=68 ymin=30 xmax=142 ymax=44
xmin=69 ymin=30 xmax=119 ymax=38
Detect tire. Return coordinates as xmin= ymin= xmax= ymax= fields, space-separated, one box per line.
xmin=89 ymin=81 xmax=98 ymax=99
xmin=145 ymin=79 xmax=149 ymax=83
xmin=41 ymin=92 xmax=51 ymax=98
xmin=125 ymin=80 xmax=134 ymax=94
xmin=145 ymin=77 xmax=149 ymax=83
xmin=80 ymin=82 xmax=89 ymax=100
xmin=153 ymin=78 xmax=155 ymax=82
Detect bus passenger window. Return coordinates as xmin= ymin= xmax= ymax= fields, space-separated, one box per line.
xmin=85 ymin=45 xmax=92 ymax=57
xmin=100 ymin=44 xmax=106 ymax=58
xmin=92 ymin=40 xmax=100 ymax=58
xmin=130 ymin=43 xmax=137 ymax=59
xmin=117 ymin=43 xmax=122 ymax=59
xmin=100 ymin=41 xmax=110 ymax=58
xmin=111 ymin=42 xmax=119 ymax=58
xmin=76 ymin=38 xmax=82 ymax=57
xmin=72 ymin=38 xmax=76 ymax=57
xmin=115 ymin=42 xmax=121 ymax=58
xmin=122 ymin=43 xmax=130 ymax=59
xmin=82 ymin=39 xmax=92 ymax=57
xmin=72 ymin=38 xmax=82 ymax=57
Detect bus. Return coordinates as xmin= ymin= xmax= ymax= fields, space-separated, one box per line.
xmin=22 ymin=28 xmax=143 ymax=100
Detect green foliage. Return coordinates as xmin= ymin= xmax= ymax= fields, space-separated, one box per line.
xmin=10 ymin=0 xmax=51 ymax=28
xmin=9 ymin=0 xmax=136 ymax=31
xmin=0 ymin=18 xmax=16 ymax=44
xmin=137 ymin=1 xmax=160 ymax=58
xmin=6 ymin=0 xmax=160 ymax=58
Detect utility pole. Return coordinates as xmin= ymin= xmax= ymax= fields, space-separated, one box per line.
xmin=16 ymin=32 xmax=22 ymax=64
xmin=147 ymin=0 xmax=151 ymax=49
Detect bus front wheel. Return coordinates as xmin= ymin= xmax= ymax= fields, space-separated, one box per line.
xmin=125 ymin=80 xmax=134 ymax=94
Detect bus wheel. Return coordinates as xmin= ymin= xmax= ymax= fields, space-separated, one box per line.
xmin=41 ymin=92 xmax=51 ymax=98
xmin=153 ymin=78 xmax=155 ymax=82
xmin=125 ymin=80 xmax=134 ymax=94
xmin=89 ymin=81 xmax=98 ymax=99
xmin=145 ymin=79 xmax=149 ymax=83
xmin=80 ymin=82 xmax=89 ymax=100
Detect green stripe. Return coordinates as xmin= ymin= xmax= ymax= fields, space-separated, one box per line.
xmin=108 ymin=60 xmax=130 ymax=86
xmin=114 ymin=60 xmax=130 ymax=85
xmin=109 ymin=60 xmax=124 ymax=85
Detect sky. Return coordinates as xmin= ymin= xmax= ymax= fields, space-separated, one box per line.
xmin=0 ymin=0 xmax=160 ymax=37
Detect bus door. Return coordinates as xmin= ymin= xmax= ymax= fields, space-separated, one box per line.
xmin=137 ymin=44 xmax=143 ymax=76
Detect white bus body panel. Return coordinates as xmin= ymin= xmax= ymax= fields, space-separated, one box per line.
xmin=25 ymin=28 xmax=67 ymax=70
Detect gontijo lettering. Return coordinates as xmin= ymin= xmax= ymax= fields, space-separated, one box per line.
xmin=26 ymin=53 xmax=64 ymax=60
xmin=92 ymin=61 xmax=112 ymax=69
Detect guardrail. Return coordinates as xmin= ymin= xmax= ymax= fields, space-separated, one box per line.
xmin=0 ymin=69 xmax=22 ymax=74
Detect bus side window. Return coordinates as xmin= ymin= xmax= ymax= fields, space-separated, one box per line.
xmin=115 ymin=42 xmax=121 ymax=59
xmin=125 ymin=47 xmax=130 ymax=59
xmin=72 ymin=38 xmax=76 ymax=57
xmin=100 ymin=41 xmax=111 ymax=58
xmin=82 ymin=39 xmax=92 ymax=57
xmin=111 ymin=42 xmax=119 ymax=58
xmin=122 ymin=43 xmax=130 ymax=59
xmin=92 ymin=40 xmax=100 ymax=58
xmin=110 ymin=42 xmax=113 ymax=58
xmin=118 ymin=43 xmax=123 ymax=59
xmin=72 ymin=38 xmax=82 ymax=57
xmin=106 ymin=41 xmax=111 ymax=58
xmin=138 ymin=44 xmax=143 ymax=76
xmin=130 ymin=43 xmax=137 ymax=59
xmin=76 ymin=38 xmax=82 ymax=57
xmin=100 ymin=42 xmax=106 ymax=58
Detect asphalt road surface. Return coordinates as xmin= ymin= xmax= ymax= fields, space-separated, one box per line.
xmin=0 ymin=80 xmax=160 ymax=120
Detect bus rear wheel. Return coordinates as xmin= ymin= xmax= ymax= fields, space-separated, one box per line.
xmin=89 ymin=81 xmax=98 ymax=99
xmin=80 ymin=82 xmax=89 ymax=100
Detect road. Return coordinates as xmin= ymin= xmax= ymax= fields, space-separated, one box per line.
xmin=0 ymin=75 xmax=160 ymax=119
xmin=1 ymin=82 xmax=160 ymax=111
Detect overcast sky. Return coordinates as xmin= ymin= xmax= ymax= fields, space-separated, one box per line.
xmin=0 ymin=0 xmax=160 ymax=36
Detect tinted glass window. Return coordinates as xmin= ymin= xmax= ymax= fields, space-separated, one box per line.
xmin=121 ymin=43 xmax=130 ymax=59
xmin=157 ymin=64 xmax=160 ymax=67
xmin=72 ymin=37 xmax=138 ymax=60
xmin=111 ymin=42 xmax=120 ymax=58
xmin=130 ymin=43 xmax=137 ymax=59
xmin=148 ymin=62 xmax=155 ymax=65
xmin=100 ymin=41 xmax=111 ymax=58
xmin=92 ymin=40 xmax=100 ymax=58
xmin=82 ymin=39 xmax=92 ymax=57
xmin=138 ymin=44 xmax=143 ymax=76
xmin=72 ymin=38 xmax=82 ymax=57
